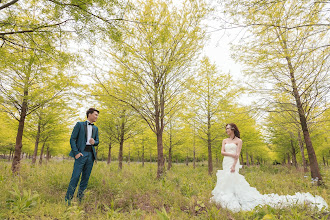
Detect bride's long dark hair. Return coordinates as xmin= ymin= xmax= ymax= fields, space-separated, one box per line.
xmin=226 ymin=123 xmax=240 ymax=139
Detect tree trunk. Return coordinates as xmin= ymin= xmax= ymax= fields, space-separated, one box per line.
xmin=290 ymin=138 xmax=297 ymax=168
xmin=207 ymin=112 xmax=213 ymax=175
xmin=12 ymin=87 xmax=28 ymax=173
xmin=32 ymin=121 xmax=41 ymax=164
xmin=250 ymin=154 xmax=254 ymax=165
xmin=8 ymin=149 xmax=12 ymax=161
xmin=107 ymin=142 xmax=112 ymax=164
xmin=167 ymin=145 xmax=172 ymax=170
xmin=193 ymin=146 xmax=196 ymax=169
xmin=186 ymin=154 xmax=188 ymax=166
xmin=283 ymin=39 xmax=322 ymax=183
xmin=46 ymin=147 xmax=50 ymax=162
xmin=215 ymin=150 xmax=219 ymax=167
xmin=287 ymin=153 xmax=291 ymax=166
xmin=156 ymin=131 xmax=164 ymax=178
xmin=142 ymin=144 xmax=145 ymax=167
xmin=246 ymin=151 xmax=249 ymax=166
xmin=118 ymin=139 xmax=124 ymax=169
xmin=240 ymin=152 xmax=244 ymax=165
xmin=298 ymin=131 xmax=308 ymax=172
xmin=128 ymin=144 xmax=130 ymax=165
xmin=39 ymin=142 xmax=45 ymax=165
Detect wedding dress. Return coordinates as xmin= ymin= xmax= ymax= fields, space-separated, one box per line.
xmin=211 ymin=143 xmax=328 ymax=212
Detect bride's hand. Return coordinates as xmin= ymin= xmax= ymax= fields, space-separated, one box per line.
xmin=230 ymin=166 xmax=235 ymax=173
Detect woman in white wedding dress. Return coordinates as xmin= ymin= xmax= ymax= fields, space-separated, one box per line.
xmin=211 ymin=123 xmax=328 ymax=212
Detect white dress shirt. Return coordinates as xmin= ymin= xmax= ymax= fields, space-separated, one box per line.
xmin=86 ymin=120 xmax=93 ymax=145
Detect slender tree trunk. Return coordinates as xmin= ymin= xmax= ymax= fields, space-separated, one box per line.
xmin=282 ymin=156 xmax=286 ymax=166
xmin=215 ymin=151 xmax=219 ymax=167
xmin=246 ymin=151 xmax=249 ymax=166
xmin=8 ymin=149 xmax=12 ymax=161
xmin=118 ymin=139 xmax=124 ymax=169
xmin=32 ymin=121 xmax=41 ymax=164
xmin=240 ymin=152 xmax=244 ymax=165
xmin=250 ymin=154 xmax=254 ymax=165
xmin=107 ymin=142 xmax=112 ymax=164
xmin=193 ymin=146 xmax=196 ymax=169
xmin=39 ymin=142 xmax=45 ymax=165
xmin=154 ymin=80 xmax=165 ymax=179
xmin=287 ymin=153 xmax=291 ymax=166
xmin=290 ymin=138 xmax=297 ymax=168
xmin=207 ymin=113 xmax=213 ymax=175
xmin=168 ymin=145 xmax=172 ymax=170
xmin=156 ymin=131 xmax=164 ymax=178
xmin=12 ymin=87 xmax=28 ymax=173
xmin=142 ymin=144 xmax=145 ymax=167
xmin=298 ymin=131 xmax=308 ymax=172
xmin=128 ymin=144 xmax=130 ymax=165
xmin=283 ymin=38 xmax=322 ymax=183
xmin=118 ymin=115 xmax=125 ymax=169
xmin=46 ymin=147 xmax=50 ymax=162
xmin=93 ymin=146 xmax=98 ymax=164
xmin=186 ymin=153 xmax=188 ymax=166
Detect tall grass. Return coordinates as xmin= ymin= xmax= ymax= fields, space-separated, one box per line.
xmin=0 ymin=160 xmax=329 ymax=219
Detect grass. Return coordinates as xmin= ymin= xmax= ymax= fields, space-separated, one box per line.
xmin=0 ymin=159 xmax=329 ymax=219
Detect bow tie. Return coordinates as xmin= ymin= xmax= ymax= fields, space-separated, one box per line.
xmin=88 ymin=122 xmax=94 ymax=126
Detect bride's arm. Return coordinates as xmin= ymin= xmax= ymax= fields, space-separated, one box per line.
xmin=230 ymin=140 xmax=242 ymax=172
xmin=221 ymin=139 xmax=236 ymax=158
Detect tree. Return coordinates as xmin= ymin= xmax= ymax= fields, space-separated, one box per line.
xmin=96 ymin=92 xmax=139 ymax=169
xmin=223 ymin=0 xmax=330 ymax=183
xmin=98 ymin=0 xmax=208 ymax=178
xmin=0 ymin=0 xmax=125 ymax=51
xmin=0 ymin=45 xmax=77 ymax=173
xmin=0 ymin=111 xmax=16 ymax=159
xmin=97 ymin=110 xmax=116 ymax=165
xmin=186 ymin=57 xmax=234 ymax=175
xmin=164 ymin=117 xmax=184 ymax=170
xmin=24 ymin=101 xmax=76 ymax=165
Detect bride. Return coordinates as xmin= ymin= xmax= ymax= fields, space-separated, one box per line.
xmin=211 ymin=123 xmax=328 ymax=212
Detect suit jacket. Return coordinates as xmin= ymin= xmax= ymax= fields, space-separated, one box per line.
xmin=69 ymin=121 xmax=99 ymax=160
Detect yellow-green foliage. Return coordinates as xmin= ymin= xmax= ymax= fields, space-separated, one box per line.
xmin=0 ymin=160 xmax=329 ymax=219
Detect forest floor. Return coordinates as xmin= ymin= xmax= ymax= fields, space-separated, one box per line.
xmin=0 ymin=160 xmax=329 ymax=219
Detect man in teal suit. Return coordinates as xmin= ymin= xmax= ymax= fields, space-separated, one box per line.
xmin=65 ymin=108 xmax=99 ymax=204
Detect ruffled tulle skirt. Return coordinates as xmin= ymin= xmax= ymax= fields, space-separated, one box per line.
xmin=211 ymin=170 xmax=328 ymax=212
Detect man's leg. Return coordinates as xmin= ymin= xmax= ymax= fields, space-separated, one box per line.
xmin=65 ymin=156 xmax=86 ymax=204
xmin=77 ymin=151 xmax=94 ymax=201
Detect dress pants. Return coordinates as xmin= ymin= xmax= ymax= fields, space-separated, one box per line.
xmin=65 ymin=151 xmax=94 ymax=203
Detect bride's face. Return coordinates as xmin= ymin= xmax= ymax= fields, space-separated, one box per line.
xmin=226 ymin=125 xmax=233 ymax=136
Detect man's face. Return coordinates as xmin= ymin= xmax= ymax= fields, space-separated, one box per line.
xmin=88 ymin=111 xmax=99 ymax=123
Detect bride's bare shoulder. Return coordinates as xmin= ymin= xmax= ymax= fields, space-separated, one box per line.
xmin=222 ymin=138 xmax=229 ymax=143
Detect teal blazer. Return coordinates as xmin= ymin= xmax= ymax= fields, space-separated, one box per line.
xmin=69 ymin=121 xmax=99 ymax=160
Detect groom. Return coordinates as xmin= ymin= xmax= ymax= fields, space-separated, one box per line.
xmin=65 ymin=108 xmax=99 ymax=204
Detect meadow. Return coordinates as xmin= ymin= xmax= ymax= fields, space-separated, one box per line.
xmin=0 ymin=160 xmax=329 ymax=220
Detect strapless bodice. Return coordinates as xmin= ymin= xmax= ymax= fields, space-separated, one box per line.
xmin=225 ymin=143 xmax=237 ymax=153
